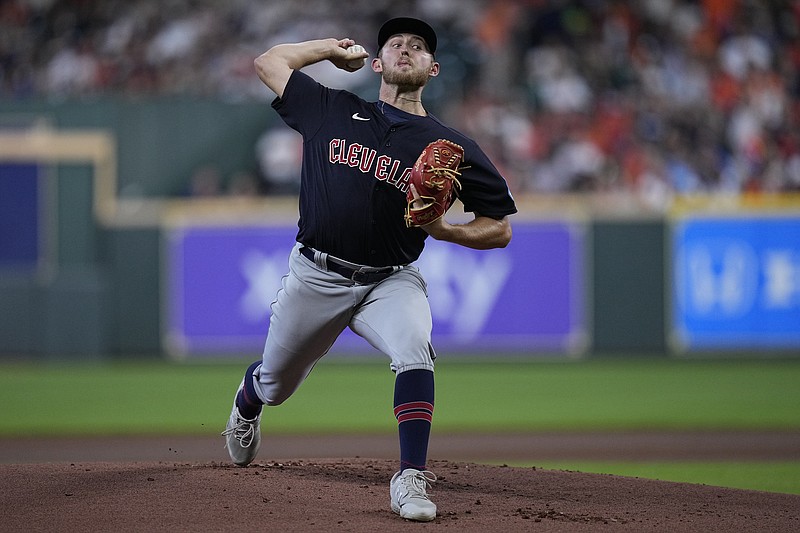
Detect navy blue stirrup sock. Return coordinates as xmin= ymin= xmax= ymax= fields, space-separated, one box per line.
xmin=394 ymin=369 xmax=434 ymax=472
xmin=236 ymin=360 xmax=263 ymax=420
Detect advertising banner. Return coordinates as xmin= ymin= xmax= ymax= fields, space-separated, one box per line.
xmin=672 ymin=216 xmax=800 ymax=350
xmin=0 ymin=163 xmax=40 ymax=270
xmin=165 ymin=221 xmax=585 ymax=358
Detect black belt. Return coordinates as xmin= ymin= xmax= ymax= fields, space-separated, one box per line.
xmin=300 ymin=246 xmax=401 ymax=284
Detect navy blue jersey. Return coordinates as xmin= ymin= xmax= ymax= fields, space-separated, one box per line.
xmin=272 ymin=70 xmax=517 ymax=266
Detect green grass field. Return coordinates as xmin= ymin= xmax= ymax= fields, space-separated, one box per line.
xmin=1 ymin=356 xmax=799 ymax=494
xmin=519 ymin=460 xmax=800 ymax=496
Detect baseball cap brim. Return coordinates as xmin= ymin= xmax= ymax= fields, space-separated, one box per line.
xmin=377 ymin=17 xmax=437 ymax=54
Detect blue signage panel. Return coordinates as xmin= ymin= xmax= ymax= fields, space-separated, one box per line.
xmin=673 ymin=216 xmax=800 ymax=350
xmin=165 ymin=221 xmax=585 ymax=358
xmin=0 ymin=163 xmax=40 ymax=269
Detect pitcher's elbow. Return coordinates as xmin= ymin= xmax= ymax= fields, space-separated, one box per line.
xmin=496 ymin=220 xmax=512 ymax=248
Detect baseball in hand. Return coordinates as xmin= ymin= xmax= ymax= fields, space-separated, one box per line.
xmin=346 ymin=44 xmax=367 ymax=69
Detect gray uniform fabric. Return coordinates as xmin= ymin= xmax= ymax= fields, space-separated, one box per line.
xmin=253 ymin=243 xmax=436 ymax=406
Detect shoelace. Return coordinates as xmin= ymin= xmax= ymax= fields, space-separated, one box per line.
xmin=221 ymin=416 xmax=256 ymax=448
xmin=403 ymin=470 xmax=437 ymax=498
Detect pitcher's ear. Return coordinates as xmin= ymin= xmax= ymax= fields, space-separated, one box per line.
xmin=372 ymin=57 xmax=383 ymax=73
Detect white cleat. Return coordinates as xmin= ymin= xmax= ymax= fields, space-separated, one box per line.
xmin=221 ymin=382 xmax=261 ymax=466
xmin=390 ymin=468 xmax=437 ymax=521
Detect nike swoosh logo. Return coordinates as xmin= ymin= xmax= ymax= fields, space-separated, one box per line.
xmin=351 ymin=113 xmax=370 ymax=121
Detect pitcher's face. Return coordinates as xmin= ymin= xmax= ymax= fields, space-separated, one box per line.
xmin=373 ymin=34 xmax=439 ymax=87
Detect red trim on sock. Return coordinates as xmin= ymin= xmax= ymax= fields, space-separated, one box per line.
xmin=393 ymin=401 xmax=434 ymax=418
xmin=397 ymin=412 xmax=433 ymax=424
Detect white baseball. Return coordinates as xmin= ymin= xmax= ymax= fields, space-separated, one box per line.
xmin=346 ymin=44 xmax=367 ymax=69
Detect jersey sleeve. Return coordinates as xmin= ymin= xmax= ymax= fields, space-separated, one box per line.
xmin=457 ymin=140 xmax=517 ymax=219
xmin=271 ymin=70 xmax=336 ymax=138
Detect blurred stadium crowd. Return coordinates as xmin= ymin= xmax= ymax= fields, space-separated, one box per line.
xmin=2 ymin=0 xmax=799 ymax=202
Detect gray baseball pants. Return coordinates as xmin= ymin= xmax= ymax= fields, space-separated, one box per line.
xmin=252 ymin=242 xmax=436 ymax=406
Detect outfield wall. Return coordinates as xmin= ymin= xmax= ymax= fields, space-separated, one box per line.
xmin=1 ymin=101 xmax=799 ymax=359
xmin=4 ymin=183 xmax=798 ymax=359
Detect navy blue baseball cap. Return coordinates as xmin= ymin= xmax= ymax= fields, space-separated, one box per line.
xmin=377 ymin=17 xmax=437 ymax=54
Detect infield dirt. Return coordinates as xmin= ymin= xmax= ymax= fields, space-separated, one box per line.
xmin=2 ymin=432 xmax=799 ymax=532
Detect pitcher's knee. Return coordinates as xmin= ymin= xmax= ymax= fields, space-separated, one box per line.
xmin=260 ymin=387 xmax=293 ymax=406
xmin=393 ymin=362 xmax=435 ymax=374
xmin=390 ymin=343 xmax=436 ymax=374
xmin=255 ymin=372 xmax=302 ymax=406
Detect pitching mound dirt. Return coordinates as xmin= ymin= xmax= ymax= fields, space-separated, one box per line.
xmin=3 ymin=458 xmax=799 ymax=532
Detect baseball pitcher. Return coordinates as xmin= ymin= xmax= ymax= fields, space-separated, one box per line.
xmin=222 ymin=16 xmax=517 ymax=522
